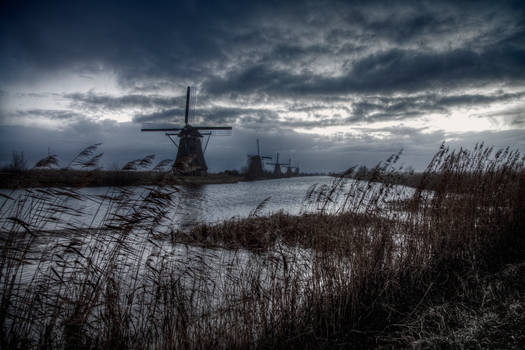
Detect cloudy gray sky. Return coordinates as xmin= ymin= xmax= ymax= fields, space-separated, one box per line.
xmin=1 ymin=0 xmax=524 ymax=172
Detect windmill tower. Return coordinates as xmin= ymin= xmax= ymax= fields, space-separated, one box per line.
xmin=285 ymin=158 xmax=294 ymax=177
xmin=267 ymin=152 xmax=287 ymax=178
xmin=285 ymin=158 xmax=299 ymax=177
xmin=141 ymin=87 xmax=232 ymax=176
xmin=246 ymin=138 xmax=272 ymax=180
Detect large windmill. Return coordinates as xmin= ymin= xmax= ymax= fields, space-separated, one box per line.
xmin=267 ymin=152 xmax=287 ymax=178
xmin=246 ymin=138 xmax=272 ymax=180
xmin=141 ymin=87 xmax=232 ymax=176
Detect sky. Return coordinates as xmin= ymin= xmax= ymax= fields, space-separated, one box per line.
xmin=1 ymin=0 xmax=524 ymax=173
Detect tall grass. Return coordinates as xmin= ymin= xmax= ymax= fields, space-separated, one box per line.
xmin=1 ymin=143 xmax=524 ymax=349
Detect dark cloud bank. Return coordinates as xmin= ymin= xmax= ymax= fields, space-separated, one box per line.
xmin=1 ymin=0 xmax=524 ymax=171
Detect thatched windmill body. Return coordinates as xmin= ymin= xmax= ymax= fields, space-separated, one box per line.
xmin=267 ymin=152 xmax=287 ymax=178
xmin=141 ymin=87 xmax=232 ymax=176
xmin=246 ymin=138 xmax=272 ymax=179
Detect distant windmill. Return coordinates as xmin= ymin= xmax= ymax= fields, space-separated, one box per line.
xmin=285 ymin=158 xmax=294 ymax=177
xmin=267 ymin=152 xmax=287 ymax=177
xmin=141 ymin=87 xmax=232 ymax=176
xmin=246 ymin=138 xmax=272 ymax=179
xmin=293 ymin=163 xmax=300 ymax=176
xmin=284 ymin=158 xmax=300 ymax=177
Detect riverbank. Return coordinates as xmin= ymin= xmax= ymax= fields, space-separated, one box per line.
xmin=0 ymin=169 xmax=243 ymax=188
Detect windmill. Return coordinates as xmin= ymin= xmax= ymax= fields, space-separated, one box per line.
xmin=141 ymin=87 xmax=232 ymax=176
xmin=246 ymin=138 xmax=272 ymax=180
xmin=284 ymin=158 xmax=300 ymax=177
xmin=267 ymin=152 xmax=287 ymax=178
xmin=285 ymin=158 xmax=294 ymax=177
xmin=292 ymin=163 xmax=300 ymax=176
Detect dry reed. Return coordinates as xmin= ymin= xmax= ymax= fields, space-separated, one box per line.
xmin=0 ymin=143 xmax=524 ymax=349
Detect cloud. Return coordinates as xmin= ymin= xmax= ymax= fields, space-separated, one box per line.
xmin=204 ymin=46 xmax=525 ymax=98
xmin=62 ymin=88 xmax=525 ymax=129
xmin=349 ymin=91 xmax=525 ymax=123
xmin=65 ymin=92 xmax=186 ymax=111
xmin=6 ymin=86 xmax=525 ymax=137
xmin=1 ymin=0 xmax=525 ymax=173
xmin=133 ymin=105 xmax=280 ymax=129
xmin=2 ymin=0 xmax=524 ymax=92
xmin=4 ymin=109 xmax=87 ymax=122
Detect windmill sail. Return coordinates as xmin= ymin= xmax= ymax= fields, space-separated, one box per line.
xmin=140 ymin=86 xmax=232 ymax=176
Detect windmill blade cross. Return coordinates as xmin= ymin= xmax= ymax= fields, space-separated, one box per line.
xmin=139 ymin=86 xmax=232 ymax=176
xmin=209 ymin=129 xmax=232 ymax=136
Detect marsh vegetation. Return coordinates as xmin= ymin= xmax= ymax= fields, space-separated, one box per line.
xmin=1 ymin=143 xmax=524 ymax=349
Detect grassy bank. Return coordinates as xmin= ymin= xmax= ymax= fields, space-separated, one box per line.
xmin=0 ymin=169 xmax=243 ymax=188
xmin=1 ymin=146 xmax=242 ymax=188
xmin=1 ymin=144 xmax=524 ymax=349
xmin=0 ymin=167 xmax=323 ymax=189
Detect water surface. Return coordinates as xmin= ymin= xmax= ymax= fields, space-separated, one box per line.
xmin=1 ymin=176 xmax=336 ymax=231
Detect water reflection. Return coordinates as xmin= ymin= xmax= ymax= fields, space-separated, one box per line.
xmin=177 ymin=185 xmax=206 ymax=230
xmin=170 ymin=177 xmax=327 ymax=229
xmin=1 ymin=177 xmax=416 ymax=233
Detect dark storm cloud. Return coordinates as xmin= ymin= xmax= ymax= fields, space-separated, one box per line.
xmin=327 ymin=2 xmax=523 ymax=48
xmin=437 ymin=92 xmax=525 ymax=107
xmin=349 ymin=47 xmax=525 ymax=93
xmin=133 ymin=106 xmax=279 ymax=127
xmin=7 ymin=109 xmax=87 ymax=121
xmin=2 ymin=0 xmax=524 ymax=94
xmin=133 ymin=108 xmax=185 ymax=123
xmin=206 ymin=46 xmax=525 ymax=97
xmin=336 ymin=11 xmax=455 ymax=44
xmin=266 ymin=44 xmax=329 ymax=61
xmin=1 ymin=0 xmax=525 ymax=173
xmin=0 ymin=0 xmax=289 ymax=86
xmin=1 ymin=1 xmax=213 ymax=81
xmin=65 ymin=92 xmax=186 ymax=111
xmin=349 ymin=91 xmax=525 ymax=122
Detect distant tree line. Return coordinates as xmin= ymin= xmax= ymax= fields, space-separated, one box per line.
xmin=1 ymin=151 xmax=28 ymax=173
